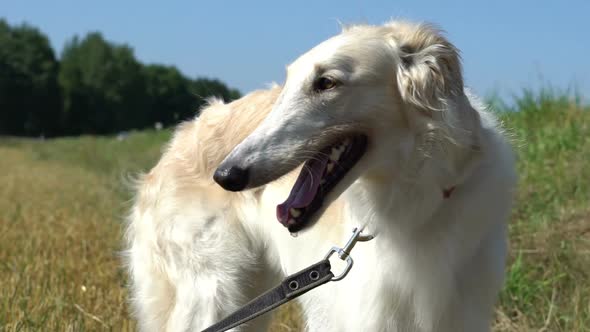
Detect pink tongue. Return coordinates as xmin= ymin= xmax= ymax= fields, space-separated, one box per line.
xmin=276 ymin=155 xmax=329 ymax=223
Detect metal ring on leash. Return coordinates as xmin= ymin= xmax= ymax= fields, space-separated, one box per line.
xmin=324 ymin=227 xmax=374 ymax=281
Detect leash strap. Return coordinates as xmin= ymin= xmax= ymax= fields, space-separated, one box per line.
xmin=201 ymin=259 xmax=333 ymax=332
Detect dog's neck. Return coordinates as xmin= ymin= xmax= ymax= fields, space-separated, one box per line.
xmin=343 ymin=137 xmax=481 ymax=239
xmin=344 ymin=101 xmax=483 ymax=237
xmin=344 ymin=170 xmax=445 ymax=238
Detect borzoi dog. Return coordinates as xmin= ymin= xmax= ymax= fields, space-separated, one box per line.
xmin=126 ymin=20 xmax=516 ymax=332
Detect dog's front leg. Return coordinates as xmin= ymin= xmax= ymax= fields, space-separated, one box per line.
xmin=165 ymin=273 xmax=226 ymax=331
xmin=168 ymin=268 xmax=277 ymax=331
xmin=158 ymin=216 xmax=277 ymax=332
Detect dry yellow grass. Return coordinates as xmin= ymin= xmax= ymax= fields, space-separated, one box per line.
xmin=0 ymin=136 xmax=302 ymax=331
xmin=0 ymin=146 xmax=134 ymax=331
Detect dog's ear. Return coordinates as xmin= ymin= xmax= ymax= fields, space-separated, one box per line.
xmin=388 ymin=23 xmax=482 ymax=188
xmin=392 ymin=23 xmax=463 ymax=113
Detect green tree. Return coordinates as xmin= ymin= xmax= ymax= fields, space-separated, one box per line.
xmin=1 ymin=21 xmax=242 ymax=136
xmin=0 ymin=19 xmax=61 ymax=136
xmin=58 ymin=32 xmax=147 ymax=134
xmin=144 ymin=69 xmax=242 ymax=128
xmin=144 ymin=64 xmax=194 ymax=127
xmin=191 ymin=77 xmax=241 ymax=107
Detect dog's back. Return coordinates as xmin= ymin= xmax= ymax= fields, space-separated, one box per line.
xmin=126 ymin=87 xmax=282 ymax=331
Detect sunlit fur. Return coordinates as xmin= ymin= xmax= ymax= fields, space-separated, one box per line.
xmin=126 ymin=21 xmax=516 ymax=332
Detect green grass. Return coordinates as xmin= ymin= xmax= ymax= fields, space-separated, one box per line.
xmin=0 ymin=89 xmax=588 ymax=331
xmin=494 ymin=89 xmax=590 ymax=331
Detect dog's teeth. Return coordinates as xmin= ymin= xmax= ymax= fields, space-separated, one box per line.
xmin=326 ymin=162 xmax=334 ymax=173
xmin=290 ymin=208 xmax=301 ymax=217
xmin=290 ymin=232 xmax=298 ymax=238
xmin=330 ymin=148 xmax=342 ymax=161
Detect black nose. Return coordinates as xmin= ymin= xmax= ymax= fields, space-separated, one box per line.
xmin=213 ymin=165 xmax=249 ymax=192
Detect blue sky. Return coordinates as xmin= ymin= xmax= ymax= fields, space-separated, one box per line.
xmin=3 ymin=1 xmax=589 ymax=100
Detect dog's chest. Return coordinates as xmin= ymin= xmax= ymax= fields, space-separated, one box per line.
xmin=298 ymin=238 xmax=425 ymax=332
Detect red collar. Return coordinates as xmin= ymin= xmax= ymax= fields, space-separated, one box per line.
xmin=443 ymin=186 xmax=456 ymax=199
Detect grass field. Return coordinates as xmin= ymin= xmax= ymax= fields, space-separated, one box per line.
xmin=1 ymin=89 xmax=588 ymax=331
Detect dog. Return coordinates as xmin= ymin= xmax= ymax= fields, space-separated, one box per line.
xmin=126 ymin=20 xmax=517 ymax=331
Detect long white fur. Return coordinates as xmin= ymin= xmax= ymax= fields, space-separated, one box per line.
xmin=126 ymin=21 xmax=517 ymax=332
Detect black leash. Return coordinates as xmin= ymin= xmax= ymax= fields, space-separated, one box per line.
xmin=201 ymin=227 xmax=374 ymax=332
xmin=201 ymin=259 xmax=332 ymax=332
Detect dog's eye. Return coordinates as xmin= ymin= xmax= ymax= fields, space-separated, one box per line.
xmin=314 ymin=77 xmax=337 ymax=91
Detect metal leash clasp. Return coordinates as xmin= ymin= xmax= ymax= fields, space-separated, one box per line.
xmin=324 ymin=227 xmax=374 ymax=281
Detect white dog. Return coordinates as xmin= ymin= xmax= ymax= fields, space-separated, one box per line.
xmin=126 ymin=21 xmax=516 ymax=332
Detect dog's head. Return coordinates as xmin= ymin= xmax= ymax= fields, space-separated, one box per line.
xmin=214 ymin=21 xmax=480 ymax=232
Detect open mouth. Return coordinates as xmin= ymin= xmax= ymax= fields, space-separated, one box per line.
xmin=276 ymin=134 xmax=368 ymax=233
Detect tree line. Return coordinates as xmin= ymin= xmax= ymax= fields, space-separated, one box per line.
xmin=0 ymin=19 xmax=241 ymax=137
